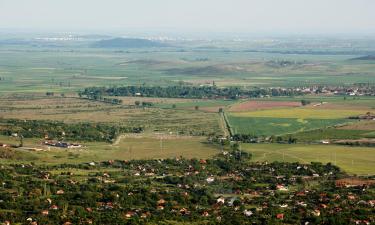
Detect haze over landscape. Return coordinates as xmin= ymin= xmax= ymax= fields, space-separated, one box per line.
xmin=1 ymin=0 xmax=375 ymax=35
xmin=0 ymin=1 xmax=375 ymax=224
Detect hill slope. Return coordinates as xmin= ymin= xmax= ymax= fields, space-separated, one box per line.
xmin=351 ymin=55 xmax=375 ymax=60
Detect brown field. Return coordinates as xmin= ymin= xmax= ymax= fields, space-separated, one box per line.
xmin=336 ymin=178 xmax=375 ymax=187
xmin=305 ymin=102 xmax=372 ymax=111
xmin=229 ymin=100 xmax=301 ymax=112
xmin=114 ymin=96 xmax=195 ymax=105
xmin=338 ymin=120 xmax=375 ymax=130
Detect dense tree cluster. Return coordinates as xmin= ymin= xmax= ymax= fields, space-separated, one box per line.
xmin=0 ymin=151 xmax=373 ymax=224
xmin=80 ymin=86 xmax=303 ymax=100
xmin=0 ymin=119 xmax=143 ymax=143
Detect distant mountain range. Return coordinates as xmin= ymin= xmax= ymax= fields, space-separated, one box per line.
xmin=92 ymin=38 xmax=169 ymax=48
xmin=351 ymin=55 xmax=375 ymax=60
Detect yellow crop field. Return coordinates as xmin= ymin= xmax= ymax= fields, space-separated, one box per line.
xmin=231 ymin=108 xmax=371 ymax=119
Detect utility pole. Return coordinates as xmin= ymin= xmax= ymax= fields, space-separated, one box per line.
xmin=160 ymin=136 xmax=163 ymax=154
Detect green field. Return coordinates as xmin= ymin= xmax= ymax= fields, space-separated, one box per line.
xmin=287 ymin=128 xmax=375 ymax=142
xmin=0 ymin=135 xmax=220 ymax=164
xmin=227 ymin=115 xmax=349 ymax=136
xmin=242 ymin=143 xmax=375 ymax=175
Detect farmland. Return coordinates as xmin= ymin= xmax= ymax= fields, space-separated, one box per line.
xmin=0 ymin=95 xmax=223 ymax=136
xmin=1 ymin=35 xmax=375 ymax=93
xmin=0 ymin=37 xmax=374 ymax=175
xmin=229 ymin=100 xmax=301 ymax=112
xmin=226 ymin=97 xmax=375 ymax=137
xmin=230 ymin=108 xmax=371 ymax=119
xmin=0 ymin=134 xmax=220 ymax=164
xmin=227 ymin=116 xmax=349 ymax=136
xmin=241 ymin=143 xmax=375 ymax=175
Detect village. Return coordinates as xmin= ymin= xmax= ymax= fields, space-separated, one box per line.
xmin=0 ymin=150 xmax=373 ymax=224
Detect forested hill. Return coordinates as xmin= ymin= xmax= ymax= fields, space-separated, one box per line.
xmin=92 ymin=38 xmax=169 ymax=48
xmin=81 ymin=86 xmax=303 ymax=99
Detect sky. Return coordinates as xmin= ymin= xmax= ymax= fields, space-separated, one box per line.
xmin=0 ymin=0 xmax=374 ymax=35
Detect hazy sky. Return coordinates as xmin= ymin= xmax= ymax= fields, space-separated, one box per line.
xmin=0 ymin=0 xmax=374 ymax=34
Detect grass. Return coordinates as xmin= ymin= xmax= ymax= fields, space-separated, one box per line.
xmin=288 ymin=128 xmax=374 ymax=142
xmin=227 ymin=115 xmax=349 ymax=136
xmin=0 ymin=136 xmax=220 ymax=165
xmin=0 ymin=96 xmax=224 ymax=136
xmin=241 ymin=143 xmax=375 ymax=175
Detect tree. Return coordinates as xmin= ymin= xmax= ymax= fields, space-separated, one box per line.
xmin=135 ymin=101 xmax=140 ymax=106
xmin=194 ymin=105 xmax=199 ymax=110
xmin=301 ymin=100 xmax=311 ymax=106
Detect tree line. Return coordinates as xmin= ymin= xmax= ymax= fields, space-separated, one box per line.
xmin=0 ymin=119 xmax=143 ymax=143
xmin=80 ymin=86 xmax=303 ymax=100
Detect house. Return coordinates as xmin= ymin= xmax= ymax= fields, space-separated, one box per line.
xmin=296 ymin=201 xmax=307 ymax=207
xmin=312 ymin=209 xmax=321 ymax=217
xmin=199 ymin=159 xmax=207 ymax=164
xmin=179 ymin=208 xmax=190 ymax=215
xmin=276 ymin=184 xmax=289 ymax=191
xmin=0 ymin=143 xmax=9 ymax=148
xmin=280 ymin=204 xmax=288 ymax=208
xmin=216 ymin=197 xmax=225 ymax=204
xmin=276 ymin=213 xmax=284 ymax=220
xmin=202 ymin=211 xmax=209 ymax=217
xmin=243 ymin=210 xmax=253 ymax=217
xmin=125 ymin=211 xmax=136 ymax=218
xmin=228 ymin=197 xmax=238 ymax=206
xmin=206 ymin=177 xmax=215 ymax=183
xmin=157 ymin=199 xmax=166 ymax=205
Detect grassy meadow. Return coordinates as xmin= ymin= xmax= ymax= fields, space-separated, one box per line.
xmin=242 ymin=143 xmax=375 ymax=175
xmin=0 ymin=95 xmax=223 ymax=136
xmin=0 ymin=135 xmax=220 ymax=165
